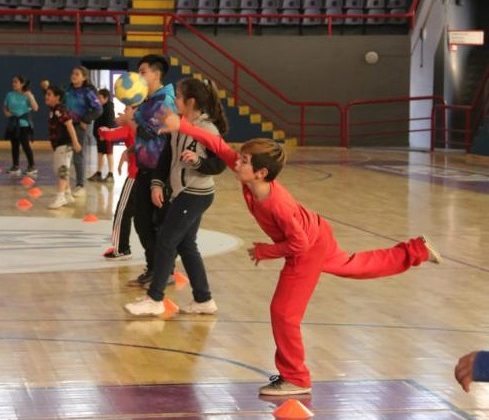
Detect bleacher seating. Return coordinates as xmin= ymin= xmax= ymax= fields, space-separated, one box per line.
xmin=0 ymin=0 xmax=19 ymax=6
xmin=387 ymin=0 xmax=405 ymax=7
xmin=171 ymin=0 xmax=412 ymax=28
xmin=344 ymin=7 xmax=362 ymax=24
xmin=388 ymin=6 xmax=406 ymax=24
xmin=0 ymin=6 xmax=13 ymax=21
xmin=20 ymin=0 xmax=42 ymax=7
xmin=325 ymin=0 xmax=342 ymax=7
xmin=258 ymin=7 xmax=279 ymax=25
xmin=366 ymin=8 xmax=385 ymax=24
xmin=66 ymin=0 xmax=87 ymax=8
xmin=0 ymin=0 xmax=412 ymax=30
xmin=0 ymin=0 xmax=125 ymax=26
xmin=365 ymin=0 xmax=383 ymax=7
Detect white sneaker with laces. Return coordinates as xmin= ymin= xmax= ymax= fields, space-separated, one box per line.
xmin=7 ymin=167 xmax=21 ymax=176
xmin=25 ymin=167 xmax=38 ymax=176
xmin=73 ymin=186 xmax=86 ymax=197
xmin=181 ymin=299 xmax=218 ymax=314
xmin=48 ymin=194 xmax=68 ymax=209
xmin=65 ymin=191 xmax=75 ymax=205
xmin=421 ymin=235 xmax=442 ymax=264
xmin=124 ymin=296 xmax=165 ymax=316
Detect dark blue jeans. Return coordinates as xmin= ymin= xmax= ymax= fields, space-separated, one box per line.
xmin=148 ymin=192 xmax=214 ymax=302
xmin=73 ymin=124 xmax=86 ymax=187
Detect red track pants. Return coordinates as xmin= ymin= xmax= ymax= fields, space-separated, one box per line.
xmin=270 ymin=219 xmax=429 ymax=387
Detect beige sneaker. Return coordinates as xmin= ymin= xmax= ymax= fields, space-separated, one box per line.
xmin=180 ymin=299 xmax=218 ymax=314
xmin=48 ymin=194 xmax=68 ymax=209
xmin=124 ymin=296 xmax=165 ymax=316
xmin=259 ymin=375 xmax=312 ymax=396
xmin=65 ymin=191 xmax=75 ymax=205
xmin=421 ymin=235 xmax=442 ymax=264
xmin=73 ymin=186 xmax=86 ymax=197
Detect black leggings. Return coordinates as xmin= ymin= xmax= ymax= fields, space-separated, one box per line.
xmin=10 ymin=127 xmax=34 ymax=168
xmin=148 ymin=192 xmax=214 ymax=302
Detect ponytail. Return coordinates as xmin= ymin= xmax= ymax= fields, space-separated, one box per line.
xmin=202 ymin=78 xmax=228 ymax=135
xmin=178 ymin=77 xmax=229 ymax=135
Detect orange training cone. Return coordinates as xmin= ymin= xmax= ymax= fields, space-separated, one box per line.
xmin=173 ymin=271 xmax=189 ymax=290
xmin=102 ymin=247 xmax=114 ymax=257
xmin=16 ymin=198 xmax=33 ymax=211
xmin=273 ymin=399 xmax=314 ymax=419
xmin=162 ymin=298 xmax=179 ymax=318
xmin=27 ymin=187 xmax=43 ymax=199
xmin=83 ymin=214 xmax=98 ymax=223
xmin=20 ymin=176 xmax=35 ymax=188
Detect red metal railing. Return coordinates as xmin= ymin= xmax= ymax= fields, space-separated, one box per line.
xmin=432 ymin=104 xmax=469 ymax=151
xmin=344 ymin=95 xmax=446 ymax=148
xmin=166 ymin=15 xmax=342 ymax=145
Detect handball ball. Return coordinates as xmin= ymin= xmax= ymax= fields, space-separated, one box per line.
xmin=114 ymin=72 xmax=148 ymax=107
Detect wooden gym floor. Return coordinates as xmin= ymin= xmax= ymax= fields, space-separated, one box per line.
xmin=0 ymin=142 xmax=488 ymax=419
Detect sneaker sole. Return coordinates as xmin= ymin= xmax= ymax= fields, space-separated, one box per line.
xmin=179 ymin=309 xmax=218 ymax=315
xmin=123 ymin=307 xmax=164 ymax=316
xmin=48 ymin=203 xmax=68 ymax=210
xmin=104 ymin=255 xmax=132 ymax=261
xmin=259 ymin=387 xmax=312 ymax=396
xmin=421 ymin=235 xmax=443 ymax=264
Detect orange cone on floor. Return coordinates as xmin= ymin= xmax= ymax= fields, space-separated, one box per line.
xmin=273 ymin=399 xmax=314 ymax=419
xmin=102 ymin=247 xmax=114 ymax=257
xmin=27 ymin=187 xmax=43 ymax=199
xmin=20 ymin=176 xmax=35 ymax=188
xmin=83 ymin=214 xmax=98 ymax=223
xmin=162 ymin=298 xmax=179 ymax=318
xmin=173 ymin=271 xmax=189 ymax=290
xmin=16 ymin=198 xmax=33 ymax=211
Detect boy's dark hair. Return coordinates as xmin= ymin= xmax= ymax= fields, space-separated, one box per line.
xmin=240 ymin=138 xmax=286 ymax=182
xmin=97 ymin=88 xmax=111 ymax=100
xmin=178 ymin=77 xmax=228 ymax=135
xmin=47 ymin=85 xmax=65 ymax=102
xmin=137 ymin=54 xmax=169 ymax=83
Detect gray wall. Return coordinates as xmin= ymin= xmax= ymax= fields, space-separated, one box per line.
xmin=199 ymin=35 xmax=411 ymax=102
xmin=171 ymin=33 xmax=411 ymax=145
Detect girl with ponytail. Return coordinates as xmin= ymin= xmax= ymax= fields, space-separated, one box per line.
xmin=124 ymin=77 xmax=228 ymax=316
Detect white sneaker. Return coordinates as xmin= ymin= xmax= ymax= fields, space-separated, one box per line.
xmin=124 ymin=296 xmax=165 ymax=316
xmin=25 ymin=167 xmax=38 ymax=176
xmin=7 ymin=166 xmax=21 ymax=176
xmin=48 ymin=195 xmax=68 ymax=209
xmin=180 ymin=299 xmax=218 ymax=314
xmin=421 ymin=235 xmax=443 ymax=264
xmin=73 ymin=186 xmax=86 ymax=197
xmin=65 ymin=192 xmax=75 ymax=205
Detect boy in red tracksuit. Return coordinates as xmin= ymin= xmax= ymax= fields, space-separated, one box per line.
xmin=98 ymin=110 xmax=138 ymax=260
xmin=159 ymin=110 xmax=443 ymax=396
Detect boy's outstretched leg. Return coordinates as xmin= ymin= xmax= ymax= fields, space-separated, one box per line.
xmin=322 ymin=227 xmax=441 ymax=279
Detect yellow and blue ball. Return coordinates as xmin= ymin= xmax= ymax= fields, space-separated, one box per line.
xmin=114 ymin=72 xmax=148 ymax=107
